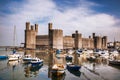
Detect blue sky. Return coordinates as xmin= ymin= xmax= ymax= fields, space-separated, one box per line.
xmin=0 ymin=0 xmax=120 ymax=46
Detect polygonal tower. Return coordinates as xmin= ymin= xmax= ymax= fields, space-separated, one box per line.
xmin=25 ymin=22 xmax=38 ymax=49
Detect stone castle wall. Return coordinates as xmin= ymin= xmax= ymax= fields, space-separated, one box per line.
xmin=63 ymin=36 xmax=74 ymax=49
xmin=82 ymin=37 xmax=94 ymax=49
xmin=36 ymin=35 xmax=49 ymax=49
xmin=51 ymin=29 xmax=63 ymax=49
xmin=25 ymin=22 xmax=108 ymax=50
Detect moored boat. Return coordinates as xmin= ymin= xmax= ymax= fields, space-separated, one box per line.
xmin=8 ymin=49 xmax=22 ymax=61
xmin=87 ymin=56 xmax=96 ymax=61
xmin=0 ymin=55 xmax=8 ymax=60
xmin=109 ymin=60 xmax=120 ymax=66
xmin=65 ymin=55 xmax=73 ymax=61
xmin=51 ymin=64 xmax=65 ymax=76
xmin=30 ymin=57 xmax=43 ymax=65
xmin=67 ymin=62 xmax=81 ymax=71
xmin=8 ymin=53 xmax=22 ymax=61
xmin=23 ymin=55 xmax=33 ymax=63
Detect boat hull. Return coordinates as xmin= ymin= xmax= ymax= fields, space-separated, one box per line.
xmin=8 ymin=54 xmax=22 ymax=61
xmin=31 ymin=61 xmax=43 ymax=65
xmin=66 ymin=56 xmax=72 ymax=60
xmin=67 ymin=65 xmax=81 ymax=71
xmin=23 ymin=58 xmax=32 ymax=61
xmin=109 ymin=60 xmax=120 ymax=66
xmin=0 ymin=56 xmax=8 ymax=60
xmin=51 ymin=64 xmax=65 ymax=76
xmin=51 ymin=69 xmax=65 ymax=76
xmin=8 ymin=58 xmax=19 ymax=61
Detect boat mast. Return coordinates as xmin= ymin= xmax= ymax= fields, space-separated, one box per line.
xmin=13 ymin=26 xmax=16 ymax=47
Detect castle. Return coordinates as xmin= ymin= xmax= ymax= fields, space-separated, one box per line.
xmin=25 ymin=22 xmax=107 ymax=50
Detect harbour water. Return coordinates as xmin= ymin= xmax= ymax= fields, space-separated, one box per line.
xmin=0 ymin=50 xmax=120 ymax=80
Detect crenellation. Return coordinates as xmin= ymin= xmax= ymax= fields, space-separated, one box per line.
xmin=31 ymin=25 xmax=34 ymax=30
xmin=35 ymin=24 xmax=38 ymax=32
xmin=26 ymin=22 xmax=30 ymax=30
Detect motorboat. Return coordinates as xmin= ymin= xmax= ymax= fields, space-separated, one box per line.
xmin=30 ymin=57 xmax=43 ymax=65
xmin=23 ymin=55 xmax=33 ymax=63
xmin=8 ymin=53 xmax=22 ymax=61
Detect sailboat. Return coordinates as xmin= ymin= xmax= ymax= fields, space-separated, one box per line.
xmin=8 ymin=26 xmax=22 ymax=61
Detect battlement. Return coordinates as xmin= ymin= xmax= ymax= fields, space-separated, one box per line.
xmin=26 ymin=22 xmax=38 ymax=32
xmin=52 ymin=29 xmax=63 ymax=32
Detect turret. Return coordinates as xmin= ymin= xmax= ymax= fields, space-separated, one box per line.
xmin=48 ymin=23 xmax=52 ymax=30
xmin=31 ymin=25 xmax=34 ymax=30
xmin=75 ymin=30 xmax=78 ymax=34
xmin=89 ymin=36 xmax=91 ymax=38
xmin=35 ymin=24 xmax=38 ymax=32
xmin=26 ymin=22 xmax=30 ymax=30
xmin=92 ymin=33 xmax=95 ymax=38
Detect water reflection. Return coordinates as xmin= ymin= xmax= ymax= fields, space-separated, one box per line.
xmin=48 ymin=50 xmax=66 ymax=80
xmin=51 ymin=73 xmax=65 ymax=80
xmin=67 ymin=69 xmax=81 ymax=77
xmin=7 ymin=61 xmax=20 ymax=80
xmin=0 ymin=50 xmax=120 ymax=80
xmin=24 ymin=63 xmax=43 ymax=77
xmin=7 ymin=61 xmax=19 ymax=67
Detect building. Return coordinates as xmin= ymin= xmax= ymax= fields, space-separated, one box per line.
xmin=24 ymin=22 xmax=108 ymax=50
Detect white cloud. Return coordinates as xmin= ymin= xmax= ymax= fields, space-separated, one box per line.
xmin=0 ymin=0 xmax=120 ymax=46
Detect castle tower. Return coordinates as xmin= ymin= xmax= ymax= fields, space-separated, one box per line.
xmin=74 ymin=30 xmax=82 ymax=49
xmin=48 ymin=23 xmax=63 ymax=49
xmin=89 ymin=36 xmax=94 ymax=49
xmin=25 ymin=22 xmax=38 ymax=49
xmin=48 ymin=23 xmax=52 ymax=30
xmin=35 ymin=24 xmax=38 ymax=33
xmin=102 ymin=36 xmax=107 ymax=49
xmin=48 ymin=23 xmax=53 ymax=49
xmin=92 ymin=33 xmax=95 ymax=38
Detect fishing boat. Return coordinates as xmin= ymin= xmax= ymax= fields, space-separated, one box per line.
xmin=30 ymin=57 xmax=43 ymax=65
xmin=109 ymin=60 xmax=120 ymax=66
xmin=67 ymin=62 xmax=81 ymax=71
xmin=51 ymin=64 xmax=65 ymax=76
